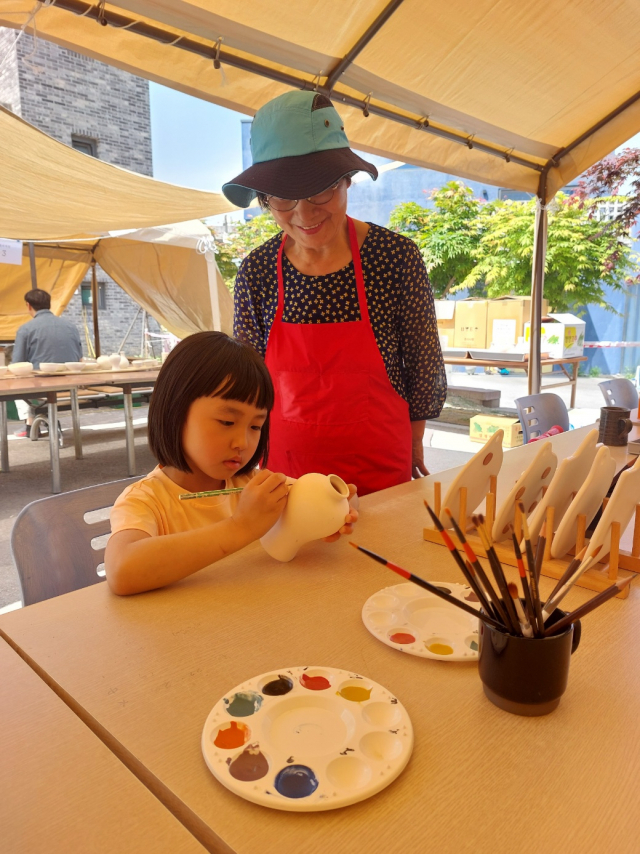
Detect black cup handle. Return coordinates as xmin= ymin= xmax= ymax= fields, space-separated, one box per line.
xmin=571 ymin=619 xmax=582 ymax=654
xmin=621 ymin=418 xmax=633 ymax=436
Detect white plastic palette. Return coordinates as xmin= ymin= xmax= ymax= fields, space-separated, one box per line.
xmin=362 ymin=582 xmax=481 ymax=661
xmin=201 ymin=666 xmax=413 ymax=811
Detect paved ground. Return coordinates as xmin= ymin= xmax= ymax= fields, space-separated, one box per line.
xmin=0 ymin=372 xmax=617 ymax=610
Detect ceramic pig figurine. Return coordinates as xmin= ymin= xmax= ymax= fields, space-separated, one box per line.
xmin=261 ymin=472 xmax=350 ymax=562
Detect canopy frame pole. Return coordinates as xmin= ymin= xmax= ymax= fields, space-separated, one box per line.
xmin=325 ymin=0 xmax=405 ymax=91
xmin=28 ymin=242 xmax=37 ymax=289
xmin=90 ymin=258 xmax=101 ymax=357
xmin=528 ymin=170 xmax=550 ymax=396
xmin=47 ymin=0 xmax=541 ymax=173
xmin=117 ymin=307 xmax=141 ymax=355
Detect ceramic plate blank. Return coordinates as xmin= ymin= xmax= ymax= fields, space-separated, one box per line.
xmin=362 ymin=582 xmax=481 ymax=661
xmin=551 ymin=445 xmax=616 ymax=558
xmin=491 ymin=441 xmax=557 ymax=542
xmin=437 ymin=430 xmax=504 ymax=529
xmin=202 ymin=666 xmax=413 ymax=812
xmin=527 ymin=429 xmax=599 ymax=542
xmin=585 ymin=456 xmax=640 ymax=563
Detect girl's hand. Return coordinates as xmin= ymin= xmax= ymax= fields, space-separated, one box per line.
xmin=232 ymin=469 xmax=289 ymax=541
xmin=324 ymin=483 xmax=359 ymax=543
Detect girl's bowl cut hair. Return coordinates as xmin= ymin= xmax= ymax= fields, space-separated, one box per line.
xmin=148 ymin=331 xmax=274 ymax=475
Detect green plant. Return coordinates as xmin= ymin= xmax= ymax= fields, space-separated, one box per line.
xmin=209 ymin=212 xmax=281 ymax=291
xmin=588 ymin=366 xmax=601 ymax=377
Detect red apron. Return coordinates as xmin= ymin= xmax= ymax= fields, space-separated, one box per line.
xmin=264 ymin=217 xmax=412 ymax=495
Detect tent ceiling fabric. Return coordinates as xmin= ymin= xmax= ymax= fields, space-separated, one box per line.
xmin=0 ymin=105 xmax=236 ymax=240
xmin=2 ymin=1 xmax=640 ymax=200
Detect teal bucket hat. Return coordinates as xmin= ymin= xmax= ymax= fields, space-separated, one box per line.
xmin=222 ymin=91 xmax=378 ymax=208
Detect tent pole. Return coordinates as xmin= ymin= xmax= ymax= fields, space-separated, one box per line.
xmin=528 ymin=172 xmax=549 ymax=396
xmin=28 ymin=242 xmax=38 ymax=289
xmin=91 ymin=259 xmax=101 ymax=356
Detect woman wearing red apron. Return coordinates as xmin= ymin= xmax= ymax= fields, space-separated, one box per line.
xmin=224 ymin=91 xmax=446 ymax=496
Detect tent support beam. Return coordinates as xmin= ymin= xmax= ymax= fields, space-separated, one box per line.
xmin=528 ymin=169 xmax=550 ymax=396
xmin=47 ymin=0 xmax=542 ymax=173
xmin=91 ymin=259 xmax=101 ymax=357
xmin=325 ymin=0 xmax=405 ymax=91
xmin=28 ymin=242 xmax=37 ymax=289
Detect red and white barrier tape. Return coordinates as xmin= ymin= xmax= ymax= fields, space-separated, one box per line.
xmin=584 ymin=341 xmax=640 ymax=348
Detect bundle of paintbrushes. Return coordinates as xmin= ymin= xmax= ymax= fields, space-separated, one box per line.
xmin=351 ymin=499 xmax=633 ymax=639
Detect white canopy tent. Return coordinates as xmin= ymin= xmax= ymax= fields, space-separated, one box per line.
xmin=0 ymin=220 xmax=234 ymax=347
xmin=2 ymin=0 xmax=640 ymax=388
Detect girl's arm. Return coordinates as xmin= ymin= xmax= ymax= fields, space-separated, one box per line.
xmin=105 ymin=470 xmax=288 ymax=596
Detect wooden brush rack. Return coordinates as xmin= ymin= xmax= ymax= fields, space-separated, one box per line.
xmin=423 ymin=480 xmax=636 ymax=599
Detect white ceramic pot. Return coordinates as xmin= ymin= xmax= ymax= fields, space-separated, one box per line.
xmin=261 ymin=472 xmax=350 ymax=562
xmin=109 ymin=353 xmax=122 ymax=370
xmin=40 ymin=362 xmax=65 ymax=372
xmin=119 ymin=355 xmax=130 ymax=369
xmin=65 ymin=362 xmax=84 ymax=372
xmin=96 ymin=355 xmax=112 ymax=369
xmin=8 ymin=362 xmax=33 ymax=376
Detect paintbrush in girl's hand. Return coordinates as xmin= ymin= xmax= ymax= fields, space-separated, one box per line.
xmin=179 ymin=487 xmax=244 ymax=500
xmin=544 ymin=576 xmax=633 ymax=636
xmin=422 ymin=501 xmax=497 ymax=621
xmin=349 ymin=542 xmax=504 ymax=630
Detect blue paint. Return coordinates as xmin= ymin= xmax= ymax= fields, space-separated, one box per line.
xmin=274 ymin=765 xmax=319 ymax=799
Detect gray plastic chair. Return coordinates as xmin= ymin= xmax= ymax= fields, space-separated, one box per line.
xmin=514 ymin=393 xmax=570 ymax=443
xmin=11 ymin=477 xmax=140 ymax=606
xmin=598 ymin=378 xmax=639 ymax=412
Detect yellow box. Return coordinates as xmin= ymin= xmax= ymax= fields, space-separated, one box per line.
xmin=469 ymin=414 xmax=523 ymax=448
xmin=454 ymin=299 xmax=488 ymax=349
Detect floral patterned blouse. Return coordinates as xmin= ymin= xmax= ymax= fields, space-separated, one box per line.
xmin=233 ymin=223 xmax=446 ymax=421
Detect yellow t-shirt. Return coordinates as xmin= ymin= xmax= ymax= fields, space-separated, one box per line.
xmin=110 ymin=466 xmax=253 ymax=537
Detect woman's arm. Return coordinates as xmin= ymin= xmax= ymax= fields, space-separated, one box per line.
xmin=105 ymin=470 xmax=288 ymax=595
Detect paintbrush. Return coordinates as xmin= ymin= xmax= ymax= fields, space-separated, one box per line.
xmin=520 ymin=503 xmax=544 ymax=635
xmin=508 ymin=581 xmax=533 ymax=637
xmin=534 ymin=519 xmax=546 ymax=582
xmin=426 ymin=502 xmax=509 ymax=628
xmin=511 ymin=533 xmax=540 ymax=637
xmin=544 ymin=576 xmax=633 ymax=636
xmin=179 ymin=487 xmax=244 ymax=500
xmin=542 ymin=553 xmax=598 ymax=619
xmin=423 ymin=501 xmax=498 ymax=621
xmin=349 ymin=542 xmax=504 ymax=630
xmin=542 ymin=546 xmax=588 ymax=610
xmin=472 ymin=513 xmax=521 ymax=635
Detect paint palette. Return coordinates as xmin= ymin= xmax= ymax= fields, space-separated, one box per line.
xmin=201 ymin=666 xmax=413 ymax=811
xmin=362 ymin=582 xmax=481 ymax=661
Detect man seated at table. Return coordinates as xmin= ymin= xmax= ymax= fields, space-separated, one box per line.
xmin=12 ymin=289 xmax=83 ymax=438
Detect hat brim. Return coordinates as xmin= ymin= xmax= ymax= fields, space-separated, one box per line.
xmin=222 ymin=148 xmax=378 ymax=208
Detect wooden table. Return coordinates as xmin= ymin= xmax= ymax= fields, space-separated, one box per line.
xmin=0 ymin=637 xmax=206 ymax=853
xmin=0 ymin=368 xmax=159 ymax=492
xmin=443 ymin=355 xmax=587 ymax=407
xmin=1 ymin=473 xmax=639 ymax=853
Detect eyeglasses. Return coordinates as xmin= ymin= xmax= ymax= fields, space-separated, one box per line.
xmin=264 ymin=180 xmax=343 ymax=212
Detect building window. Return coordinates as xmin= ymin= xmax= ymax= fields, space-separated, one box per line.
xmin=498 ymin=188 xmax=534 ymax=201
xmin=81 ymin=283 xmax=106 ymax=310
xmin=72 ymin=135 xmax=98 ymax=157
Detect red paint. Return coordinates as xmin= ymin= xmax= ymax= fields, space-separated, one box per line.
xmin=389 ymin=632 xmax=415 ymax=644
xmin=300 ymin=673 xmax=331 ymax=690
xmin=214 ymin=720 xmax=249 ymax=749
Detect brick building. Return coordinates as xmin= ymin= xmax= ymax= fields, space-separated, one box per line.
xmin=0 ymin=29 xmax=162 ymax=356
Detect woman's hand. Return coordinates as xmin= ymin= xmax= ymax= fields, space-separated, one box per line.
xmin=232 ymin=469 xmax=289 ymax=540
xmin=411 ymin=420 xmax=430 ymax=478
xmin=324 ymin=483 xmax=359 ymax=543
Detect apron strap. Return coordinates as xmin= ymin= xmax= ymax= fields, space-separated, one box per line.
xmin=276 ymin=216 xmax=369 ymax=324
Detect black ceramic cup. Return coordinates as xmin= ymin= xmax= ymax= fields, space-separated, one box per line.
xmin=478 ymin=604 xmax=581 ymax=716
xmin=598 ymin=406 xmax=633 ymax=446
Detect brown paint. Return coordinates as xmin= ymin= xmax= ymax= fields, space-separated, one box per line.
xmin=542 ymin=467 xmax=551 ymax=479
xmin=228 ymin=744 xmax=269 ymax=782
xmin=515 ymin=487 xmax=525 ymax=500
xmin=483 ymin=453 xmax=493 ymax=466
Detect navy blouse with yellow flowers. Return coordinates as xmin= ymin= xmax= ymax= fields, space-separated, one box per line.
xmin=233 ymin=223 xmax=447 ymax=422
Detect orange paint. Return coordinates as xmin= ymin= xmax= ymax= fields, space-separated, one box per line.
xmin=389 ymin=632 xmax=415 ymax=644
xmin=300 ymin=673 xmax=331 ymax=690
xmin=214 ymin=720 xmax=249 ymax=749
xmin=337 ymin=685 xmax=372 ymax=702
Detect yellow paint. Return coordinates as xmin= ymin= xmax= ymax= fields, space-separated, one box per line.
xmin=337 ymin=685 xmax=372 ymax=702
xmin=427 ymin=642 xmax=454 ymax=655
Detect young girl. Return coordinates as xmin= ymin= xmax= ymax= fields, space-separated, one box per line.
xmin=105 ymin=332 xmax=356 ymax=596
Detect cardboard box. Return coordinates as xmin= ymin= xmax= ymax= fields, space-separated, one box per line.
xmin=487 ymin=296 xmax=549 ymax=347
xmin=469 ymin=414 xmax=523 ymax=448
xmin=434 ymin=299 xmax=456 ymax=349
xmin=453 ymin=299 xmax=487 ymax=349
xmin=524 ymin=313 xmax=586 ymax=359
